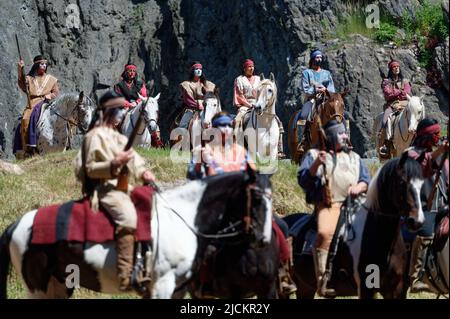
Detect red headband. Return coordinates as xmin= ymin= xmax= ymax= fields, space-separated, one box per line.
xmin=388 ymin=61 xmax=400 ymax=69
xmin=125 ymin=64 xmax=137 ymax=71
xmin=191 ymin=63 xmax=202 ymax=70
xmin=243 ymin=59 xmax=254 ymax=69
xmin=417 ymin=123 xmax=441 ymax=136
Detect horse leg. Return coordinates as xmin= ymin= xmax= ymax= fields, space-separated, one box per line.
xmin=257 ymin=280 xmax=278 ymax=299
xmin=27 ymin=276 xmax=71 ymax=299
xmin=151 ymin=270 xmax=177 ymax=299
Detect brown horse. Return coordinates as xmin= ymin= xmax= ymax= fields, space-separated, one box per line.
xmin=288 ymin=90 xmax=349 ymax=163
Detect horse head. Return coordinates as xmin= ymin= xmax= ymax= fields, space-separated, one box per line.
xmin=373 ymin=153 xmax=425 ymax=231
xmin=243 ymin=165 xmax=273 ymax=245
xmin=255 ymin=77 xmax=277 ymax=116
xmin=75 ymin=91 xmax=95 ymax=133
xmin=138 ymin=93 xmax=160 ymax=133
xmin=405 ymin=94 xmax=425 ymax=134
xmin=197 ymin=167 xmax=273 ymax=246
xmin=201 ymin=88 xmax=221 ymax=129
xmin=318 ymin=89 xmax=348 ymax=126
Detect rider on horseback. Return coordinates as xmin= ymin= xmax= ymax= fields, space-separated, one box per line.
xmin=404 ymin=118 xmax=449 ymax=293
xmin=114 ymin=63 xmax=163 ymax=147
xmin=114 ymin=63 xmax=147 ymax=109
xmin=379 ymin=60 xmax=412 ymax=158
xmin=74 ymin=91 xmax=157 ymax=292
xmin=297 ymin=49 xmax=336 ymax=153
xmin=233 ymin=59 xmax=286 ymax=158
xmin=16 ymin=55 xmax=59 ymax=158
xmin=187 ymin=112 xmax=297 ymax=297
xmin=179 ymin=61 xmax=216 ymax=129
xmin=298 ymin=120 xmax=370 ymax=297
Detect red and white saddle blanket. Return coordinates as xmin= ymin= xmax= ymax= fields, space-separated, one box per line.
xmin=31 ymin=186 xmax=154 ymax=244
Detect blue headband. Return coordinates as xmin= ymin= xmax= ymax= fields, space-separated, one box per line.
xmin=212 ymin=115 xmax=232 ymax=127
xmin=310 ymin=50 xmax=322 ymax=60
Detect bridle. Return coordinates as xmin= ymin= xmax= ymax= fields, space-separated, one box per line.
xmin=129 ymin=99 xmax=158 ymax=135
xmin=152 ymin=179 xmax=272 ymax=240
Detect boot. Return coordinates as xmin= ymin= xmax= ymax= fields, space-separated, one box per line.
xmin=296 ymin=123 xmax=306 ymax=155
xmin=278 ymin=262 xmax=297 ymax=298
xmin=313 ymin=248 xmax=336 ymax=298
xmin=116 ymin=227 xmax=135 ymax=291
xmin=151 ymin=131 xmax=164 ymax=148
xmin=409 ymin=236 xmax=433 ymax=293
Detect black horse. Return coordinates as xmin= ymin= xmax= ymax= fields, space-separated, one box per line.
xmin=188 ymin=167 xmax=280 ymax=298
xmin=288 ymin=153 xmax=425 ymax=299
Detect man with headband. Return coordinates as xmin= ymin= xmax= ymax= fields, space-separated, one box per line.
xmin=179 ymin=61 xmax=216 ymax=129
xmin=298 ymin=120 xmax=369 ymax=297
xmin=233 ymin=59 xmax=261 ymax=127
xmin=187 ymin=111 xmax=254 ymax=179
xmin=297 ymin=49 xmax=336 ymax=152
xmin=233 ymin=58 xmax=286 ymax=158
xmin=114 ymin=63 xmax=147 ymax=109
xmin=73 ymin=90 xmax=156 ymax=292
xmin=378 ymin=60 xmax=412 ymax=158
xmin=405 ymin=118 xmax=448 ymax=293
xmin=16 ymin=55 xmax=59 ymax=157
xmin=114 ymin=63 xmax=163 ymax=147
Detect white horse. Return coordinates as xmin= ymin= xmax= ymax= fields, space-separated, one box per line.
xmin=241 ymin=74 xmax=279 ymax=173
xmin=373 ymin=94 xmax=425 ymax=159
xmin=0 ymin=169 xmax=272 ymax=299
xmin=120 ymin=93 xmax=160 ymax=148
xmin=190 ymin=90 xmax=222 ymax=148
xmin=36 ymin=92 xmax=95 ymax=154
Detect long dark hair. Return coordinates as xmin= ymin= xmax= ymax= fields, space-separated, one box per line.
xmin=189 ymin=61 xmax=207 ymax=85
xmin=387 ymin=69 xmax=404 ymax=82
xmin=412 ymin=118 xmax=439 ymax=149
xmin=28 ymin=63 xmax=47 ymax=77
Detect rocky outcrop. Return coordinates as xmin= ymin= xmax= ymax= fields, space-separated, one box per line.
xmin=0 ymin=0 xmax=448 ymax=159
xmin=435 ymin=37 xmax=449 ymax=92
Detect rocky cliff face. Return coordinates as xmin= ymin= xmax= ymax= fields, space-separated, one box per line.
xmin=0 ymin=0 xmax=448 ymax=159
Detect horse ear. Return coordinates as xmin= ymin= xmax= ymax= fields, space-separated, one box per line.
xmin=269 ymin=72 xmax=275 ymax=82
xmin=245 ymin=163 xmax=256 ymax=184
xmin=406 ymin=94 xmax=411 ymax=101
xmin=154 ymin=92 xmax=161 ymax=100
xmin=341 ymin=88 xmax=350 ymax=98
xmin=138 ymin=93 xmax=146 ymax=101
xmin=78 ymin=91 xmax=84 ymax=102
xmin=214 ymin=86 xmax=220 ymax=96
xmin=260 ymin=73 xmax=265 ymax=80
xmin=420 ymin=95 xmax=425 ymax=103
xmin=398 ymin=151 xmax=410 ymax=169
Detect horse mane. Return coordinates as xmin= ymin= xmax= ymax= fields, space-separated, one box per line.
xmin=49 ymin=93 xmax=80 ymax=108
xmin=195 ymin=171 xmax=247 ymax=232
xmin=203 ymin=91 xmax=217 ymax=100
xmin=367 ymin=156 xmax=423 ymax=211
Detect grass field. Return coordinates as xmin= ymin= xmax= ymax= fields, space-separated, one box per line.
xmin=0 ymin=149 xmax=440 ymax=299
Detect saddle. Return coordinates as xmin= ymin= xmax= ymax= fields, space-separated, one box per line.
xmin=31 ymin=185 xmax=153 ymax=244
xmin=290 ymin=197 xmax=364 ymax=296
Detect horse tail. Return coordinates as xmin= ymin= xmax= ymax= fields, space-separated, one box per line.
xmin=0 ymin=223 xmax=14 ymax=299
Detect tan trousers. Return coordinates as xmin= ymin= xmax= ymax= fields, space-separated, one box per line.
xmin=98 ymin=184 xmax=137 ymax=230
xmin=234 ymin=106 xmax=249 ymax=128
xmin=315 ymin=203 xmax=342 ymax=250
xmin=20 ymin=107 xmax=34 ymax=149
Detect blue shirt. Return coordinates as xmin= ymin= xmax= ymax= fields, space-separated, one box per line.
xmin=301 ymin=69 xmax=336 ymax=95
xmin=297 ymin=151 xmax=370 ymax=204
